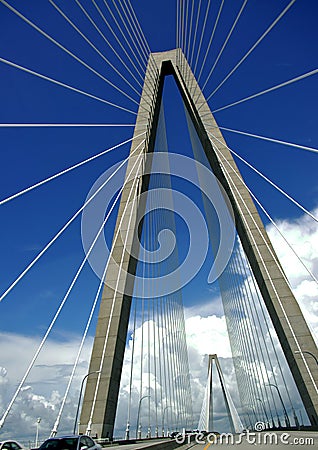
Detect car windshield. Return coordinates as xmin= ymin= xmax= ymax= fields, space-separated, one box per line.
xmin=40 ymin=438 xmax=78 ymax=450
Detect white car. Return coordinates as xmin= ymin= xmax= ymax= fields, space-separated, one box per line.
xmin=38 ymin=436 xmax=101 ymax=450
xmin=0 ymin=441 xmax=24 ymax=450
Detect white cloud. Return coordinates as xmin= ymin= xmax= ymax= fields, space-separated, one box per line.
xmin=0 ymin=333 xmax=92 ymax=442
xmin=266 ymin=208 xmax=318 ymax=342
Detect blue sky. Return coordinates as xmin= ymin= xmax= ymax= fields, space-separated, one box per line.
xmin=0 ymin=0 xmax=317 ymax=332
xmin=0 ymin=0 xmax=318 ymax=439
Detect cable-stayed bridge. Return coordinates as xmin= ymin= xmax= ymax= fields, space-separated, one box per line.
xmin=0 ymin=1 xmax=317 ymax=447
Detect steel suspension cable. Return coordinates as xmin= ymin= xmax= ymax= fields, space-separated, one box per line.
xmin=117 ymin=0 xmax=152 ymax=68
xmin=113 ymin=0 xmax=148 ymax=67
xmin=189 ymin=0 xmax=202 ymax=68
xmin=139 ymin=271 xmax=145 ymax=437
xmin=73 ymin=0 xmax=145 ymax=92
xmin=226 ymin=253 xmax=265 ymax=420
xmin=152 ymin=295 xmax=158 ymax=436
xmin=118 ymin=0 xmax=158 ymax=97
xmin=202 ymin=0 xmax=297 ymax=103
xmin=179 ymin=300 xmax=193 ymax=427
xmin=156 ymin=294 xmax=164 ymax=436
xmin=162 ymin=295 xmax=174 ymax=431
xmin=167 ymin=298 xmax=181 ymax=430
xmin=126 ymin=297 xmax=138 ymax=438
xmin=196 ymin=0 xmax=225 ymax=85
xmin=183 ymin=0 xmax=196 ymax=90
xmin=165 ymin=298 xmax=178 ymax=430
xmin=185 ymin=0 xmax=195 ymax=62
xmin=216 ymin=125 xmax=318 ymax=154
xmin=153 ymin=106 xmax=175 ymax=434
xmin=123 ymin=0 xmax=159 ymax=77
xmin=49 ymin=0 xmax=143 ymax=101
xmin=192 ymin=0 xmax=211 ymax=77
xmin=0 ymin=57 xmax=138 ymax=116
xmin=176 ymin=0 xmax=180 ymax=51
xmin=172 ymin=300 xmax=188 ymax=430
xmin=183 ymin=0 xmax=190 ymax=62
xmin=0 ymin=1 xmax=141 ymax=107
xmin=150 ymin=132 xmax=163 ymax=437
xmin=180 ymin=0 xmax=187 ymax=79
xmin=147 ymin=207 xmax=151 ymax=437
xmin=210 ymin=68 xmax=318 ymax=113
xmin=219 ymin=200 xmax=254 ymax=417
xmin=233 ymin=245 xmax=282 ymax=426
xmin=201 ymin=129 xmax=284 ymax=422
xmin=0 ymin=136 xmax=146 ymax=303
xmin=0 ymin=132 xmax=142 ymax=206
xmin=186 ymin=0 xmax=202 ymax=97
xmin=210 ymin=135 xmax=318 ymax=369
xmin=160 ymin=296 xmax=170 ymax=435
xmin=174 ymin=296 xmax=191 ymax=428
xmin=154 ymin=165 xmax=170 ymax=431
xmin=208 ymin=131 xmax=317 ymax=295
xmin=233 ymin=247 xmax=276 ymax=423
xmin=152 ymin=181 xmax=166 ymax=437
xmin=205 ymin=131 xmax=318 ymax=286
xmin=251 ymin=194 xmax=318 ymax=286
xmin=154 ymin=175 xmax=168 ymax=436
xmin=212 ymin=140 xmax=301 ymax=416
xmin=100 ymin=0 xmax=147 ymax=76
xmin=0 ymin=147 xmax=144 ymax=431
xmin=206 ymin=130 xmax=318 ymax=223
xmin=172 ymin=299 xmax=185 ymax=428
xmin=0 ymin=123 xmax=135 ymax=128
xmin=113 ymin=0 xmax=152 ymax=83
xmin=50 ymin=174 xmax=134 ymax=437
xmin=77 ymin=0 xmax=144 ymax=85
xmin=125 ymin=0 xmax=153 ymax=57
xmin=209 ymin=137 xmax=318 ymax=395
xmin=222 ymin=258 xmax=259 ymax=421
xmin=155 ymin=141 xmax=184 ymax=431
xmin=244 ymin=250 xmax=297 ymax=423
xmin=200 ymin=0 xmax=248 ymax=94
xmin=85 ymin=151 xmax=145 ymax=434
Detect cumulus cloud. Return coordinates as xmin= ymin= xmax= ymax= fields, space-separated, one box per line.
xmin=0 ymin=333 xmax=92 ymax=442
xmin=266 ymin=208 xmax=318 ymax=342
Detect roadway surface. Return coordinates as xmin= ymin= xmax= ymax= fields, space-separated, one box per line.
xmin=103 ymin=439 xmax=172 ymax=449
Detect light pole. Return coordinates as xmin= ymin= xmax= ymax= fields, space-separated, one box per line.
xmin=256 ymin=398 xmax=270 ymax=428
xmin=136 ymin=395 xmax=150 ymax=439
xmin=295 ymin=350 xmax=318 ymax=365
xmin=73 ymin=370 xmax=101 ymax=435
xmin=266 ymin=384 xmax=290 ymax=428
xmin=162 ymin=405 xmax=172 ymax=437
xmin=248 ymin=404 xmax=258 ymax=425
xmin=35 ymin=417 xmax=41 ymax=447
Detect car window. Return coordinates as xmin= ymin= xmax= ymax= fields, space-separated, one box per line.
xmin=60 ymin=439 xmax=78 ymax=450
xmin=40 ymin=439 xmax=78 ymax=450
xmin=39 ymin=440 xmax=60 ymax=450
xmin=11 ymin=444 xmax=22 ymax=450
xmin=83 ymin=438 xmax=94 ymax=448
xmin=78 ymin=438 xmax=87 ymax=450
xmin=2 ymin=444 xmax=11 ymax=450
